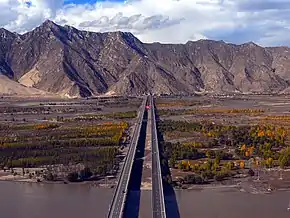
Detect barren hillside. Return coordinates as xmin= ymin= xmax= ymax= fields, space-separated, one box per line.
xmin=0 ymin=20 xmax=289 ymax=97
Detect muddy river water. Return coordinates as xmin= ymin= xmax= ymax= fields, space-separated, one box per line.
xmin=0 ymin=181 xmax=289 ymax=218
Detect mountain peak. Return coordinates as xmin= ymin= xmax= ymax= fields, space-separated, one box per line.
xmin=31 ymin=19 xmax=61 ymax=35
xmin=0 ymin=28 xmax=16 ymax=40
xmin=242 ymin=41 xmax=259 ymax=47
xmin=42 ymin=19 xmax=57 ymax=27
xmin=0 ymin=28 xmax=12 ymax=34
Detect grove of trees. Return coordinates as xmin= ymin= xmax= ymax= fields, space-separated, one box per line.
xmin=157 ymin=119 xmax=290 ymax=185
xmin=0 ymin=122 xmax=129 ymax=178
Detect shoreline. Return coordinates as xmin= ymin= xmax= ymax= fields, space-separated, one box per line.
xmin=1 ymin=176 xmax=289 ymax=194
xmin=0 ymin=173 xmax=116 ymax=188
xmin=0 ymin=178 xmax=116 ymax=189
xmin=1 ymin=177 xmax=289 ymax=195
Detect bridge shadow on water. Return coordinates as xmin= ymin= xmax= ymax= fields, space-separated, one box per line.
xmin=155 ymin=109 xmax=181 ymax=218
xmin=123 ymin=110 xmax=148 ymax=218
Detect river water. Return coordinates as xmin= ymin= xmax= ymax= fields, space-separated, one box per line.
xmin=0 ymin=182 xmax=113 ymax=218
xmin=0 ymin=182 xmax=289 ymax=218
xmin=175 ymin=188 xmax=290 ymax=218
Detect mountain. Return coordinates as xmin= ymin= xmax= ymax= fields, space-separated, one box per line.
xmin=0 ymin=20 xmax=290 ymax=97
xmin=0 ymin=75 xmax=54 ymax=97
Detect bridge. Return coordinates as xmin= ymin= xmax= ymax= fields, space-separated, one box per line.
xmin=107 ymin=95 xmax=166 ymax=218
xmin=150 ymin=95 xmax=166 ymax=218
xmin=107 ymin=96 xmax=148 ymax=218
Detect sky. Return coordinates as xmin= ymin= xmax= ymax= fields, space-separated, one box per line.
xmin=0 ymin=0 xmax=290 ymax=46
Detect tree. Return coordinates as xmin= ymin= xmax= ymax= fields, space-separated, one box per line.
xmin=240 ymin=144 xmax=246 ymax=151
xmin=212 ymin=162 xmax=219 ymax=171
xmin=214 ymin=156 xmax=220 ymax=165
xmin=204 ymin=160 xmax=213 ymax=171
xmin=225 ymin=161 xmax=234 ymax=170
xmin=278 ymin=148 xmax=290 ymax=169
xmin=67 ymin=172 xmax=79 ymax=182
xmin=44 ymin=172 xmax=55 ymax=181
xmin=266 ymin=157 xmax=273 ymax=168
xmin=278 ymin=155 xmax=288 ymax=169
xmin=194 ymin=175 xmax=204 ymax=184
xmin=178 ymin=161 xmax=185 ymax=170
xmin=79 ymin=167 xmax=93 ymax=180
xmin=185 ymin=162 xmax=191 ymax=171
xmin=192 ymin=163 xmax=200 ymax=172
xmin=214 ymin=171 xmax=227 ymax=181
xmin=184 ymin=174 xmax=196 ymax=184
xmin=169 ymin=157 xmax=177 ymax=168
xmin=206 ymin=150 xmax=215 ymax=159
xmin=248 ymin=169 xmax=255 ymax=176
xmin=240 ymin=161 xmax=245 ymax=169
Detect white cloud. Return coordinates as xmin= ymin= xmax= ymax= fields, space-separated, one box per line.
xmin=0 ymin=0 xmax=290 ymax=46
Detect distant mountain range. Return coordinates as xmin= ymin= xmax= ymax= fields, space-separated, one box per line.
xmin=0 ymin=20 xmax=290 ymax=98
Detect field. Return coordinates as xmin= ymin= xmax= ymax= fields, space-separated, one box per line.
xmin=0 ymin=96 xmax=142 ymax=184
xmin=155 ymin=95 xmax=290 ymax=192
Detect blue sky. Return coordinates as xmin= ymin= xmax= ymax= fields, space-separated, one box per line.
xmin=1 ymin=0 xmax=290 ymax=46
xmin=65 ymin=0 xmax=95 ymax=4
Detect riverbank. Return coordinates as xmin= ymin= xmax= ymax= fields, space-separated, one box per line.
xmin=1 ymin=166 xmax=290 ymax=195
xmin=0 ymin=168 xmax=117 ymax=188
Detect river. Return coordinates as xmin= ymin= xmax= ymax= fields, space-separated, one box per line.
xmin=0 ymin=182 xmax=289 ymax=218
xmin=0 ymin=181 xmax=113 ymax=218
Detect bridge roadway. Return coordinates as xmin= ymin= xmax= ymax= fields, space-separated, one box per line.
xmin=107 ymin=96 xmax=148 ymax=218
xmin=150 ymin=95 xmax=166 ymax=218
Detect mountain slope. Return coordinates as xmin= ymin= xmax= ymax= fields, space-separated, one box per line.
xmin=0 ymin=75 xmax=53 ymax=97
xmin=0 ymin=20 xmax=290 ymax=97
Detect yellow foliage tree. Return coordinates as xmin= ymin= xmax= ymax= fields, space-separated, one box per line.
xmin=266 ymin=130 xmax=274 ymax=138
xmin=240 ymin=144 xmax=246 ymax=151
xmin=240 ymin=161 xmax=245 ymax=169
xmin=257 ymin=130 xmax=265 ymax=137
xmin=266 ymin=157 xmax=273 ymax=168
xmin=226 ymin=161 xmax=234 ymax=170
xmin=248 ymin=146 xmax=255 ymax=155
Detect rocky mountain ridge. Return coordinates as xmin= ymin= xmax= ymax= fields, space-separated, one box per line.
xmin=0 ymin=20 xmax=290 ymax=97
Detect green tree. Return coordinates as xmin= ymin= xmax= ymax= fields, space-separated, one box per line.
xmin=169 ymin=157 xmax=177 ymax=168
xmin=44 ymin=172 xmax=55 ymax=181
xmin=225 ymin=161 xmax=234 ymax=170
xmin=214 ymin=156 xmax=220 ymax=165
xmin=206 ymin=150 xmax=215 ymax=159
xmin=184 ymin=174 xmax=196 ymax=184
xmin=278 ymin=155 xmax=288 ymax=169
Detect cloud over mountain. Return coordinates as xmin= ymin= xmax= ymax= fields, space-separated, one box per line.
xmin=0 ymin=0 xmax=290 ymax=46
